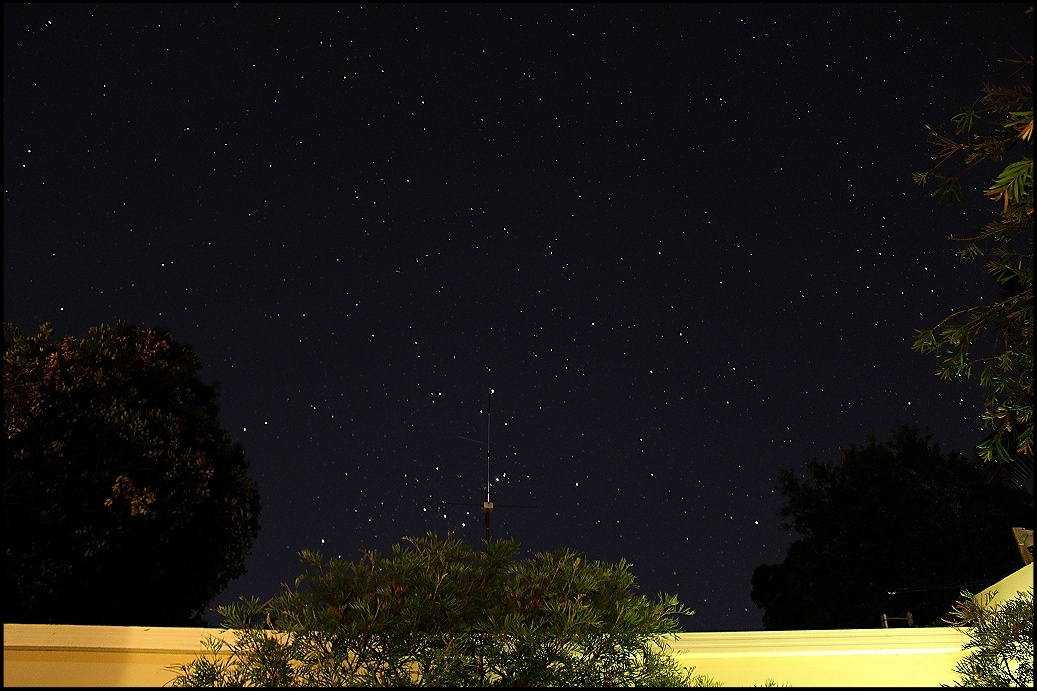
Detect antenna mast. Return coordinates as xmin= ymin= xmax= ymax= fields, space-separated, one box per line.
xmin=484 ymin=388 xmax=494 ymax=541
xmin=447 ymin=389 xmax=536 ymax=544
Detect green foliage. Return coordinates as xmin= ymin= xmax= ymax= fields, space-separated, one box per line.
xmin=912 ymin=35 xmax=1033 ymax=464
xmin=944 ymin=588 xmax=1033 ymax=687
xmin=3 ymin=321 xmax=261 ymax=626
xmin=171 ymin=533 xmax=717 ymax=687
xmin=751 ymin=424 xmax=1033 ymax=630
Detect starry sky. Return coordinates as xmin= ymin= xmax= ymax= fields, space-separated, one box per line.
xmin=4 ymin=3 xmax=1033 ymax=632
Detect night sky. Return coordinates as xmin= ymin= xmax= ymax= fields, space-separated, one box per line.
xmin=4 ymin=4 xmax=1032 ymax=632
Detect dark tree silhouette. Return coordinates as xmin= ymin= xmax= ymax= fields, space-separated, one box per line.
xmin=751 ymin=424 xmax=1032 ymax=630
xmin=4 ymin=321 xmax=261 ymax=626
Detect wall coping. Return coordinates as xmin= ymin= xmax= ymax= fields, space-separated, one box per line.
xmin=664 ymin=627 xmax=968 ymax=656
xmin=4 ymin=621 xmax=967 ymax=654
xmin=2 ymin=623 xmax=237 ymax=654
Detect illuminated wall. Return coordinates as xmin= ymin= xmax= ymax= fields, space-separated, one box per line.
xmin=2 ymin=624 xmax=236 ymax=687
xmin=9 ymin=563 xmax=1034 ymax=688
xmin=665 ymin=627 xmax=969 ymax=686
xmin=3 ymin=623 xmax=969 ymax=687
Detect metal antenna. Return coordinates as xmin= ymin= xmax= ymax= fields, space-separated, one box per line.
xmin=443 ymin=388 xmax=537 ymax=545
xmin=484 ymin=388 xmax=494 ymax=541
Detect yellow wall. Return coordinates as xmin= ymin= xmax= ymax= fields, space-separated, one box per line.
xmin=4 ymin=623 xmax=970 ymax=687
xmin=976 ymin=562 xmax=1033 ymax=608
xmin=666 ymin=627 xmax=969 ymax=687
xmin=3 ymin=624 xmax=235 ymax=687
xmin=7 ymin=555 xmax=1028 ymax=686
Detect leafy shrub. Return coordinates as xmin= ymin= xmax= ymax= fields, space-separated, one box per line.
xmin=945 ymin=587 xmax=1033 ymax=687
xmin=172 ymin=533 xmax=719 ymax=687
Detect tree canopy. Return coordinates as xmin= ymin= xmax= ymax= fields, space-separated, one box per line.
xmin=750 ymin=424 xmax=1033 ymax=630
xmin=912 ymin=19 xmax=1033 ymax=463
xmin=172 ymin=533 xmax=717 ymax=687
xmin=3 ymin=321 xmax=261 ymax=626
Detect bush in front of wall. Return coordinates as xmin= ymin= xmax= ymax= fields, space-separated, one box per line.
xmin=945 ymin=587 xmax=1033 ymax=687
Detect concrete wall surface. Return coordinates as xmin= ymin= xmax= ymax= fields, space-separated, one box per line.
xmin=665 ymin=627 xmax=970 ymax=686
xmin=4 ymin=622 xmax=971 ymax=687
xmin=3 ymin=624 xmax=235 ymax=687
